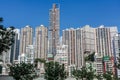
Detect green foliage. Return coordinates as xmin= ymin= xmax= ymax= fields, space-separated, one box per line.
xmin=86 ymin=66 xmax=96 ymax=80
xmin=44 ymin=61 xmax=67 ymax=80
xmin=0 ymin=59 xmax=3 ymax=62
xmin=72 ymin=69 xmax=81 ymax=80
xmin=34 ymin=58 xmax=46 ymax=63
xmin=80 ymin=67 xmax=87 ymax=79
xmin=9 ymin=62 xmax=36 ymax=80
xmin=72 ymin=66 xmax=95 ymax=80
xmin=72 ymin=67 xmax=88 ymax=80
xmin=59 ymin=64 xmax=67 ymax=80
xmin=95 ymin=74 xmax=103 ymax=80
xmin=0 ymin=65 xmax=2 ymax=74
xmin=103 ymin=71 xmax=113 ymax=80
xmin=85 ymin=52 xmax=95 ymax=62
xmin=34 ymin=58 xmax=46 ymax=68
xmin=0 ymin=17 xmax=3 ymax=22
xmin=117 ymin=63 xmax=120 ymax=69
xmin=0 ymin=17 xmax=15 ymax=55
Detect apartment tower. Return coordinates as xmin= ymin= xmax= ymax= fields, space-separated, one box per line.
xmin=19 ymin=25 xmax=33 ymax=54
xmin=62 ymin=25 xmax=95 ymax=68
xmin=62 ymin=28 xmax=76 ymax=66
xmin=35 ymin=25 xmax=48 ymax=60
xmin=95 ymin=25 xmax=118 ymax=74
xmin=10 ymin=29 xmax=20 ymax=63
xmin=113 ymin=33 xmax=120 ymax=78
xmin=35 ymin=25 xmax=48 ymax=71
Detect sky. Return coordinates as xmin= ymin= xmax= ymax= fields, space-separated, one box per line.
xmin=0 ymin=0 xmax=120 ymax=35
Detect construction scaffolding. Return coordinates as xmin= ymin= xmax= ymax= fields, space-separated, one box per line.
xmin=49 ymin=4 xmax=60 ymax=58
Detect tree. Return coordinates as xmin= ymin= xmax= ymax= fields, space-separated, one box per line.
xmin=0 ymin=17 xmax=15 ymax=55
xmin=9 ymin=62 xmax=36 ymax=80
xmin=83 ymin=52 xmax=96 ymax=80
xmin=86 ymin=66 xmax=96 ymax=80
xmin=80 ymin=67 xmax=87 ymax=80
xmin=34 ymin=58 xmax=46 ymax=70
xmin=103 ymin=71 xmax=113 ymax=80
xmin=34 ymin=58 xmax=46 ymax=63
xmin=44 ymin=61 xmax=67 ymax=80
xmin=72 ymin=66 xmax=95 ymax=80
xmin=59 ymin=64 xmax=67 ymax=80
xmin=34 ymin=58 xmax=46 ymax=65
xmin=85 ymin=52 xmax=95 ymax=62
xmin=95 ymin=74 xmax=103 ymax=80
xmin=0 ymin=17 xmax=3 ymax=22
xmin=72 ymin=68 xmax=81 ymax=80
xmin=0 ymin=65 xmax=2 ymax=74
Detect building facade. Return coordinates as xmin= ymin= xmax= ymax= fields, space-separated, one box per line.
xmin=55 ymin=44 xmax=68 ymax=71
xmin=62 ymin=28 xmax=76 ymax=66
xmin=62 ymin=25 xmax=118 ymax=75
xmin=95 ymin=25 xmax=118 ymax=74
xmin=34 ymin=25 xmax=48 ymax=72
xmin=113 ymin=33 xmax=120 ymax=78
xmin=75 ymin=28 xmax=84 ymax=68
xmin=19 ymin=25 xmax=33 ymax=55
xmin=18 ymin=45 xmax=34 ymax=64
xmin=62 ymin=25 xmax=95 ymax=69
xmin=82 ymin=25 xmax=95 ymax=55
xmin=49 ymin=4 xmax=60 ymax=56
xmin=35 ymin=25 xmax=48 ymax=60
xmin=10 ymin=29 xmax=20 ymax=64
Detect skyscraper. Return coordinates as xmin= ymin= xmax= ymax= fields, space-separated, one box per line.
xmin=62 ymin=25 xmax=118 ymax=75
xmin=19 ymin=25 xmax=33 ymax=55
xmin=113 ymin=33 xmax=120 ymax=78
xmin=10 ymin=29 xmax=20 ymax=63
xmin=82 ymin=25 xmax=95 ymax=54
xmin=74 ymin=28 xmax=84 ymax=68
xmin=35 ymin=25 xmax=48 ymax=60
xmin=62 ymin=25 xmax=95 ymax=68
xmin=62 ymin=28 xmax=76 ymax=66
xmin=95 ymin=26 xmax=117 ymax=57
xmin=35 ymin=25 xmax=48 ymax=71
xmin=49 ymin=3 xmax=60 ymax=56
xmin=95 ymin=25 xmax=118 ymax=74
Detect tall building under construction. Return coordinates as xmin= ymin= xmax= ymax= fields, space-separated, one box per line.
xmin=49 ymin=4 xmax=60 ymax=56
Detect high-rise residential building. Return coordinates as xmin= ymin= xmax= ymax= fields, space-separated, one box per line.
xmin=19 ymin=25 xmax=33 ymax=55
xmin=10 ymin=29 xmax=20 ymax=64
xmin=55 ymin=44 xmax=68 ymax=71
xmin=49 ymin=3 xmax=60 ymax=56
xmin=62 ymin=28 xmax=76 ymax=66
xmin=95 ymin=25 xmax=117 ymax=57
xmin=82 ymin=25 xmax=95 ymax=54
xmin=62 ymin=25 xmax=95 ymax=69
xmin=35 ymin=25 xmax=48 ymax=60
xmin=95 ymin=25 xmax=118 ymax=74
xmin=75 ymin=25 xmax=95 ymax=68
xmin=18 ymin=45 xmax=34 ymax=64
xmin=74 ymin=28 xmax=84 ymax=68
xmin=75 ymin=28 xmax=84 ymax=67
xmin=26 ymin=45 xmax=34 ymax=64
xmin=35 ymin=25 xmax=48 ymax=71
xmin=113 ymin=33 xmax=120 ymax=78
xmin=62 ymin=25 xmax=118 ymax=75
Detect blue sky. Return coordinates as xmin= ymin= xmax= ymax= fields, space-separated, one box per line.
xmin=0 ymin=0 xmax=120 ymax=34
